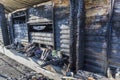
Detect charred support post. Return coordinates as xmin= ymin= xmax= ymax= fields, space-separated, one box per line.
xmin=8 ymin=14 xmax=14 ymax=44
xmin=0 ymin=4 xmax=10 ymax=46
xmin=69 ymin=0 xmax=81 ymax=73
xmin=69 ymin=0 xmax=85 ymax=72
xmin=76 ymin=0 xmax=85 ymax=71
xmin=69 ymin=0 xmax=77 ymax=72
xmin=52 ymin=0 xmax=56 ymax=50
xmin=106 ymin=0 xmax=115 ymax=76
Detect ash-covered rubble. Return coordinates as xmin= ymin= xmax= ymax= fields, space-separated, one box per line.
xmin=7 ymin=72 xmax=50 ymax=80
xmin=74 ymin=70 xmax=109 ymax=80
xmin=5 ymin=72 xmax=51 ymax=80
xmin=0 ymin=54 xmax=51 ymax=80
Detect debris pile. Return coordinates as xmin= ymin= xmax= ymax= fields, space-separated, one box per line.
xmin=0 ymin=54 xmax=52 ymax=80
xmin=6 ymin=42 xmax=68 ymax=69
xmin=74 ymin=70 xmax=108 ymax=80
xmin=17 ymin=72 xmax=50 ymax=80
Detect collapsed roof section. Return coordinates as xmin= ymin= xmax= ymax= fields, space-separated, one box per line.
xmin=0 ymin=0 xmax=50 ymax=13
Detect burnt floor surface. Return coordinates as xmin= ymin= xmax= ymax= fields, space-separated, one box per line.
xmin=0 ymin=53 xmax=35 ymax=80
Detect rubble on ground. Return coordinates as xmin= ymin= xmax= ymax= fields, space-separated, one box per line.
xmin=0 ymin=53 xmax=51 ymax=80
xmin=75 ymin=70 xmax=109 ymax=80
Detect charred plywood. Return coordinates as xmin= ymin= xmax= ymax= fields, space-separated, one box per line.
xmin=53 ymin=0 xmax=70 ymax=55
xmin=84 ymin=0 xmax=110 ymax=74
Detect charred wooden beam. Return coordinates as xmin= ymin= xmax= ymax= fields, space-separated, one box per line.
xmin=8 ymin=13 xmax=14 ymax=44
xmin=0 ymin=4 xmax=10 ymax=46
xmin=69 ymin=0 xmax=81 ymax=73
xmin=76 ymin=0 xmax=85 ymax=71
xmin=106 ymin=0 xmax=115 ymax=76
xmin=69 ymin=0 xmax=77 ymax=72
xmin=52 ymin=0 xmax=56 ymax=50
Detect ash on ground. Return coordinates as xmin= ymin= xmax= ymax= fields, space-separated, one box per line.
xmin=75 ymin=70 xmax=108 ymax=80
xmin=0 ymin=53 xmax=51 ymax=80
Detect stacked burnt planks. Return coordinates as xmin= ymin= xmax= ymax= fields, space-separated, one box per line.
xmin=31 ymin=32 xmax=54 ymax=46
xmin=13 ymin=21 xmax=28 ymax=43
xmin=28 ymin=1 xmax=54 ymax=46
xmin=60 ymin=24 xmax=70 ymax=55
xmin=54 ymin=0 xmax=70 ymax=55
xmin=110 ymin=0 xmax=120 ymax=68
xmin=84 ymin=0 xmax=110 ymax=74
xmin=12 ymin=10 xmax=29 ymax=44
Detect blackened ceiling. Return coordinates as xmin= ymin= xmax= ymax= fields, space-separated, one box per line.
xmin=0 ymin=0 xmax=50 ymax=13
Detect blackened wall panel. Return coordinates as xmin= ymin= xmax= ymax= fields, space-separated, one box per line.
xmin=54 ymin=0 xmax=70 ymax=55
xmin=12 ymin=10 xmax=29 ymax=44
xmin=28 ymin=1 xmax=53 ymax=23
xmin=110 ymin=0 xmax=120 ymax=68
xmin=84 ymin=0 xmax=110 ymax=74
xmin=30 ymin=32 xmax=54 ymax=46
xmin=0 ymin=4 xmax=10 ymax=46
xmin=13 ymin=21 xmax=28 ymax=43
xmin=28 ymin=1 xmax=54 ymax=47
